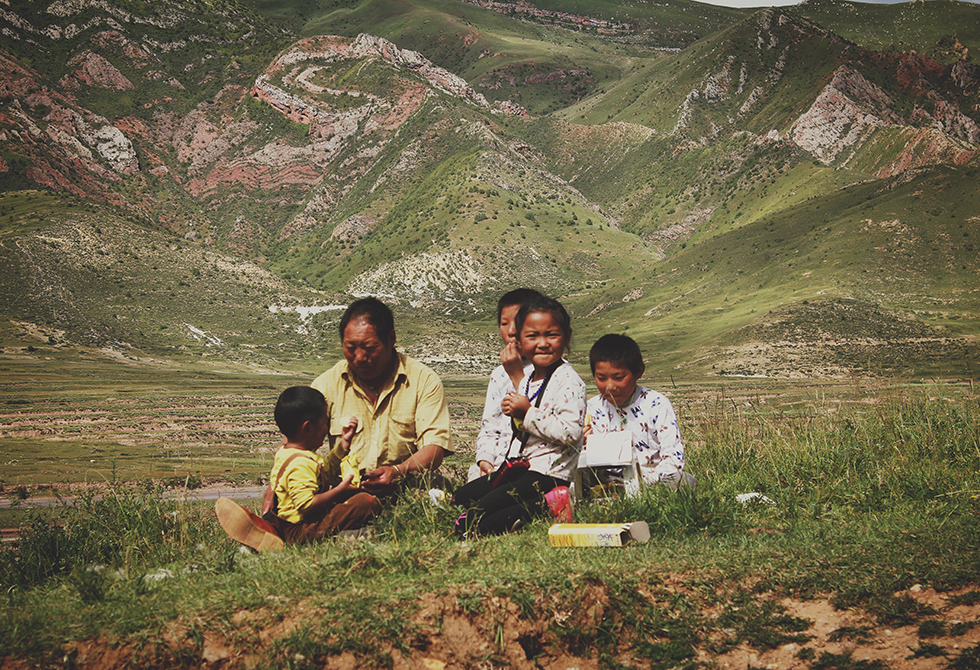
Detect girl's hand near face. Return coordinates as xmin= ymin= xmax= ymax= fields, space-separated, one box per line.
xmin=501 ymin=391 xmax=531 ymax=419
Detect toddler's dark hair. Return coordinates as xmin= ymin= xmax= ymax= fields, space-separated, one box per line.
xmin=275 ymin=386 xmax=327 ymax=439
xmin=516 ymin=295 xmax=572 ymax=352
xmin=339 ymin=297 xmax=395 ymax=344
xmin=496 ymin=288 xmax=544 ymax=322
xmin=589 ymin=334 xmax=644 ymax=376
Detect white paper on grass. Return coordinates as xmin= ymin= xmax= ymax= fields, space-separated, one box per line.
xmin=736 ymin=492 xmax=776 ymax=505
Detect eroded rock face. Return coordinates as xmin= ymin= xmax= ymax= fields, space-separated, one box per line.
xmin=170 ymin=31 xmax=530 ymax=238
xmin=347 ymin=249 xmax=493 ymax=303
xmin=254 ymin=33 xmax=525 ymax=120
xmin=62 ymin=50 xmax=133 ymax=89
xmin=787 ymin=57 xmax=980 ymax=170
xmin=789 ymin=66 xmax=900 ymax=164
xmin=35 ymin=96 xmax=139 ymax=175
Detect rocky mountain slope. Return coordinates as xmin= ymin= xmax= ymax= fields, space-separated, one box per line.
xmin=0 ymin=0 xmax=977 ymax=379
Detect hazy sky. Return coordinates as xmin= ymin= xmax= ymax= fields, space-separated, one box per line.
xmin=696 ymin=0 xmax=978 ymax=6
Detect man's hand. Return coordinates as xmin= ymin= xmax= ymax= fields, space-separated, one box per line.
xmin=501 ymin=391 xmax=531 ymax=419
xmin=361 ymin=464 xmax=401 ymax=494
xmin=478 ymin=459 xmax=495 ymax=476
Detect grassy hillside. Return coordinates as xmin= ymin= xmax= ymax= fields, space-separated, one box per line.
xmin=0 ymin=190 xmax=512 ymax=376
xmin=793 ymin=0 xmax=980 ymax=62
xmin=245 ymin=0 xmax=745 ymax=114
xmin=568 ymin=164 xmax=980 ymax=379
xmin=1 ymin=0 xmax=978 ymax=382
xmin=0 ymin=191 xmax=347 ymax=371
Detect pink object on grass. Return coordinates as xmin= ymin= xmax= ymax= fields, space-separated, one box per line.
xmin=545 ymin=486 xmax=573 ymax=522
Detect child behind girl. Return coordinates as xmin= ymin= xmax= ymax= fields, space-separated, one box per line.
xmin=453 ymin=295 xmax=586 ymax=536
xmin=469 ymin=287 xmax=544 ymax=482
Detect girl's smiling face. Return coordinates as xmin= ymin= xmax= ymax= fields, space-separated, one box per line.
xmin=518 ymin=310 xmax=567 ymax=372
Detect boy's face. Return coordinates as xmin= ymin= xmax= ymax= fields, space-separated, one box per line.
xmin=593 ymin=360 xmax=641 ymax=407
xmin=498 ymin=303 xmax=520 ymax=344
xmin=308 ymin=408 xmax=329 ymax=450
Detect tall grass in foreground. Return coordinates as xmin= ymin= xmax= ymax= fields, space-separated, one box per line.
xmin=1 ymin=487 xmax=223 ymax=589
xmin=692 ymin=387 xmax=980 ymax=519
xmin=1 ymin=387 xmax=978 ymax=667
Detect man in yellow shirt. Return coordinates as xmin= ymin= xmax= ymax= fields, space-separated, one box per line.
xmin=312 ymin=297 xmax=453 ymax=496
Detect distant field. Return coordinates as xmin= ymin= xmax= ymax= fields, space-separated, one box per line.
xmin=1 ymin=344 xmax=956 ymax=493
xmin=0 ymin=347 xmax=486 ymax=491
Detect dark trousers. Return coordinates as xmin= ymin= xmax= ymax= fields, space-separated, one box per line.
xmin=276 ymin=492 xmax=381 ymax=544
xmin=453 ymin=469 xmax=565 ymax=536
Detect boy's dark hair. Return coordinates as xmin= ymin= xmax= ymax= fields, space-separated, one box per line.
xmin=516 ymin=295 xmax=572 ymax=351
xmin=339 ymin=297 xmax=394 ymax=344
xmin=589 ymin=334 xmax=644 ymax=375
xmin=497 ymin=288 xmax=544 ymax=322
xmin=274 ymin=386 xmax=327 ymax=439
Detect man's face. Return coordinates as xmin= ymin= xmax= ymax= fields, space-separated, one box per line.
xmin=342 ymin=316 xmax=395 ymax=384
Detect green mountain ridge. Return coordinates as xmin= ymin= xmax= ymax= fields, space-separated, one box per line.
xmin=0 ymin=0 xmax=978 ymax=380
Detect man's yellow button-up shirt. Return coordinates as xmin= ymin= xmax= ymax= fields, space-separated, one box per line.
xmin=311 ymin=351 xmax=453 ymax=473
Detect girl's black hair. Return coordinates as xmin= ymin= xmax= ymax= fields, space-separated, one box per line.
xmin=515 ymin=295 xmax=572 ymax=353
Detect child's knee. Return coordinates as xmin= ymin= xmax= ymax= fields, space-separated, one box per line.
xmin=350 ymin=491 xmax=382 ymax=515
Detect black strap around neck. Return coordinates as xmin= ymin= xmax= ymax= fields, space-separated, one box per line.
xmin=511 ymin=361 xmax=562 ymax=458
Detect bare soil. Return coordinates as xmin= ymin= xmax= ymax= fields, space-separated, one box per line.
xmin=2 ymin=584 xmax=974 ymax=669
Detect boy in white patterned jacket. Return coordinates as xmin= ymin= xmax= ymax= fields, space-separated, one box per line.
xmin=584 ymin=334 xmax=695 ymax=489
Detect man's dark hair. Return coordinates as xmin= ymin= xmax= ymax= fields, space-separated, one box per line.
xmin=274 ymin=386 xmax=327 ymax=439
xmin=339 ymin=297 xmax=395 ymax=344
xmin=516 ymin=295 xmax=572 ymax=351
xmin=497 ymin=288 xmax=544 ymax=322
xmin=589 ymin=334 xmax=644 ymax=375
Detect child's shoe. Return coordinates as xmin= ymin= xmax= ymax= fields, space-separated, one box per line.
xmin=215 ymin=497 xmax=284 ymax=552
xmin=336 ymin=526 xmax=374 ymax=541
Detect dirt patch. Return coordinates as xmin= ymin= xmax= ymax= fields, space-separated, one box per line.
xmin=34 ymin=583 xmax=977 ymax=669
xmin=710 ymin=585 xmax=980 ymax=669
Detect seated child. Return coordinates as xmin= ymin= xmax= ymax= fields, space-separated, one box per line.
xmin=216 ymin=386 xmax=380 ymax=551
xmin=584 ymin=334 xmax=694 ymax=492
xmin=453 ymin=295 xmax=585 ymax=536
xmin=470 ymin=288 xmax=543 ymax=482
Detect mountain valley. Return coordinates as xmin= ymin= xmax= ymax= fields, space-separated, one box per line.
xmin=0 ymin=0 xmax=977 ymax=380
